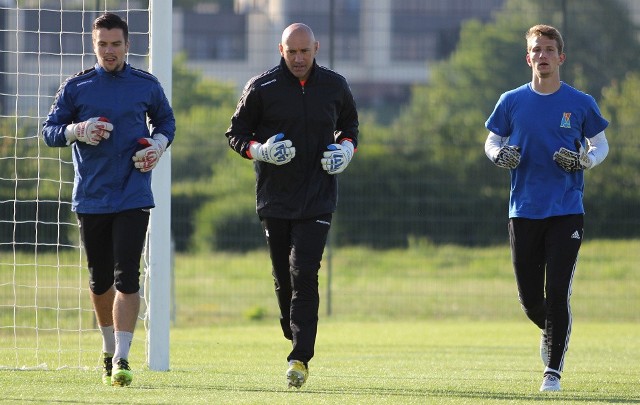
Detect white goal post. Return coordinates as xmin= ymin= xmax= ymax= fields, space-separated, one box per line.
xmin=147 ymin=0 xmax=172 ymax=372
xmin=0 ymin=0 xmax=171 ymax=372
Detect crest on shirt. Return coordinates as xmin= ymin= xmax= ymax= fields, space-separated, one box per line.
xmin=560 ymin=112 xmax=571 ymax=128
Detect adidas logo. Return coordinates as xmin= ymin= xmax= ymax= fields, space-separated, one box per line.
xmin=571 ymin=230 xmax=581 ymax=240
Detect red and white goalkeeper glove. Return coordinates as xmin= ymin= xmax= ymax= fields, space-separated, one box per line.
xmin=321 ymin=140 xmax=354 ymax=174
xmin=132 ymin=134 xmax=169 ymax=172
xmin=64 ymin=117 xmax=113 ymax=145
xmin=248 ymin=133 xmax=296 ymax=165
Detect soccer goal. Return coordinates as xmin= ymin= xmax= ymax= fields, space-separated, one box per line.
xmin=0 ymin=0 xmax=171 ymax=371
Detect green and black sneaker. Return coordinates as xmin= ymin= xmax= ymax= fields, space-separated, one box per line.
xmin=102 ymin=353 xmax=113 ymax=386
xmin=111 ymin=358 xmax=133 ymax=387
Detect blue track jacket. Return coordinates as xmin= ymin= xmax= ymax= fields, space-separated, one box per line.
xmin=42 ymin=63 xmax=175 ymax=214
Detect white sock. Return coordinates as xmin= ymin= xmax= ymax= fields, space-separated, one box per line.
xmin=113 ymin=331 xmax=134 ymax=364
xmin=99 ymin=325 xmax=115 ymax=355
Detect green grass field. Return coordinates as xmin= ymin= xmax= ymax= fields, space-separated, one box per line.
xmin=1 ymin=320 xmax=639 ymax=404
xmin=1 ymin=239 xmax=639 ymax=403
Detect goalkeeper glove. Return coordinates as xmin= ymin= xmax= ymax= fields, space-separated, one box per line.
xmin=553 ymin=139 xmax=592 ymax=172
xmin=248 ymin=133 xmax=295 ymax=165
xmin=132 ymin=134 xmax=169 ymax=172
xmin=493 ymin=145 xmax=521 ymax=169
xmin=64 ymin=117 xmax=113 ymax=145
xmin=321 ymin=140 xmax=354 ymax=175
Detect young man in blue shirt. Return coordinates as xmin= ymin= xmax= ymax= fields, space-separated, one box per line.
xmin=484 ymin=24 xmax=609 ymax=392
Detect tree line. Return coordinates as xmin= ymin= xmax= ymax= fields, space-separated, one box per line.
xmin=173 ymin=0 xmax=640 ymax=251
xmin=2 ymin=0 xmax=638 ymax=252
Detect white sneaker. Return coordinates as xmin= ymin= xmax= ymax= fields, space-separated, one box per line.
xmin=539 ymin=374 xmax=561 ymax=392
xmin=540 ymin=330 xmax=549 ymax=366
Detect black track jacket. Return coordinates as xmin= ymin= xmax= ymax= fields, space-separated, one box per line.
xmin=226 ymin=58 xmax=359 ymax=219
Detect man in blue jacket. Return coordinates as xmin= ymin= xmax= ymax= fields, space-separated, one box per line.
xmin=226 ymin=23 xmax=358 ymax=389
xmin=42 ymin=12 xmax=175 ymax=387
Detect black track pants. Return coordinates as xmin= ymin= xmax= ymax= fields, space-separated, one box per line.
xmin=260 ymin=214 xmax=332 ymax=364
xmin=508 ymin=214 xmax=583 ymax=372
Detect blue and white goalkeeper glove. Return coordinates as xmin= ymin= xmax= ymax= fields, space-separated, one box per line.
xmin=249 ymin=133 xmax=296 ymax=165
xmin=553 ymin=139 xmax=592 ymax=172
xmin=321 ymin=140 xmax=354 ymax=175
xmin=132 ymin=134 xmax=169 ymax=172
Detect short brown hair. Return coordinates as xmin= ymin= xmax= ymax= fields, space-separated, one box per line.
xmin=92 ymin=13 xmax=129 ymax=43
xmin=526 ymin=24 xmax=564 ymax=54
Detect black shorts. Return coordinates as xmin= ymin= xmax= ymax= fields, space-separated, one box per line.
xmin=77 ymin=209 xmax=150 ymax=294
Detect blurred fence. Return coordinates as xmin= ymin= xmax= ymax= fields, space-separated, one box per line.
xmin=2 ymin=0 xmax=638 ymax=326
xmin=168 ymin=0 xmax=640 ymax=325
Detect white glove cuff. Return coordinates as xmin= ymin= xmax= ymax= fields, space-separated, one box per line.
xmin=64 ymin=124 xmax=78 ymax=145
xmin=248 ymin=142 xmax=262 ymax=161
xmin=153 ymin=133 xmax=169 ymax=151
xmin=340 ymin=140 xmax=355 ymax=162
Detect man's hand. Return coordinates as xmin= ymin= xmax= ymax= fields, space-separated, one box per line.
xmin=493 ymin=145 xmax=521 ymax=169
xmin=64 ymin=117 xmax=113 ymax=145
xmin=132 ymin=134 xmax=169 ymax=172
xmin=248 ymin=133 xmax=295 ymax=165
xmin=321 ymin=140 xmax=354 ymax=175
xmin=553 ymin=139 xmax=592 ymax=172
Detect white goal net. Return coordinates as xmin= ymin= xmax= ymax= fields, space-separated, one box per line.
xmin=0 ymin=0 xmax=170 ymax=371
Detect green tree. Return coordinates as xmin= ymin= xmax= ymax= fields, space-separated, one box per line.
xmin=171 ymin=53 xmax=237 ymax=182
xmin=585 ymin=72 xmax=640 ymax=236
xmin=337 ymin=0 xmax=640 ymax=247
xmin=170 ymin=54 xmax=239 ymax=251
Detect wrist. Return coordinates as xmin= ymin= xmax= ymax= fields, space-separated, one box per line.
xmin=64 ymin=124 xmax=78 ymax=144
xmin=340 ymin=140 xmax=354 ymax=161
xmin=248 ymin=141 xmax=261 ymax=160
xmin=152 ymin=133 xmax=169 ymax=151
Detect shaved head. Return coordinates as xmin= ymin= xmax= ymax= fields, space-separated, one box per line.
xmin=279 ymin=23 xmax=319 ymax=81
xmin=281 ymin=23 xmax=316 ymax=44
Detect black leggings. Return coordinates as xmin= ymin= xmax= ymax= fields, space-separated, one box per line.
xmin=260 ymin=214 xmax=332 ymax=364
xmin=508 ymin=214 xmax=583 ymax=372
xmin=78 ymin=209 xmax=150 ymax=295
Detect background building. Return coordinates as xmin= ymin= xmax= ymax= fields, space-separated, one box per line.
xmin=176 ymin=0 xmax=507 ymax=108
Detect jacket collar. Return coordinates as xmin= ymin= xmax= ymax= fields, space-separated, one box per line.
xmin=94 ymin=62 xmax=131 ymax=78
xmin=279 ymin=57 xmax=317 ymax=84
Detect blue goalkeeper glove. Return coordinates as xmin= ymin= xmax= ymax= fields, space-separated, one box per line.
xmin=321 ymin=140 xmax=354 ymax=175
xmin=248 ymin=133 xmax=295 ymax=165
